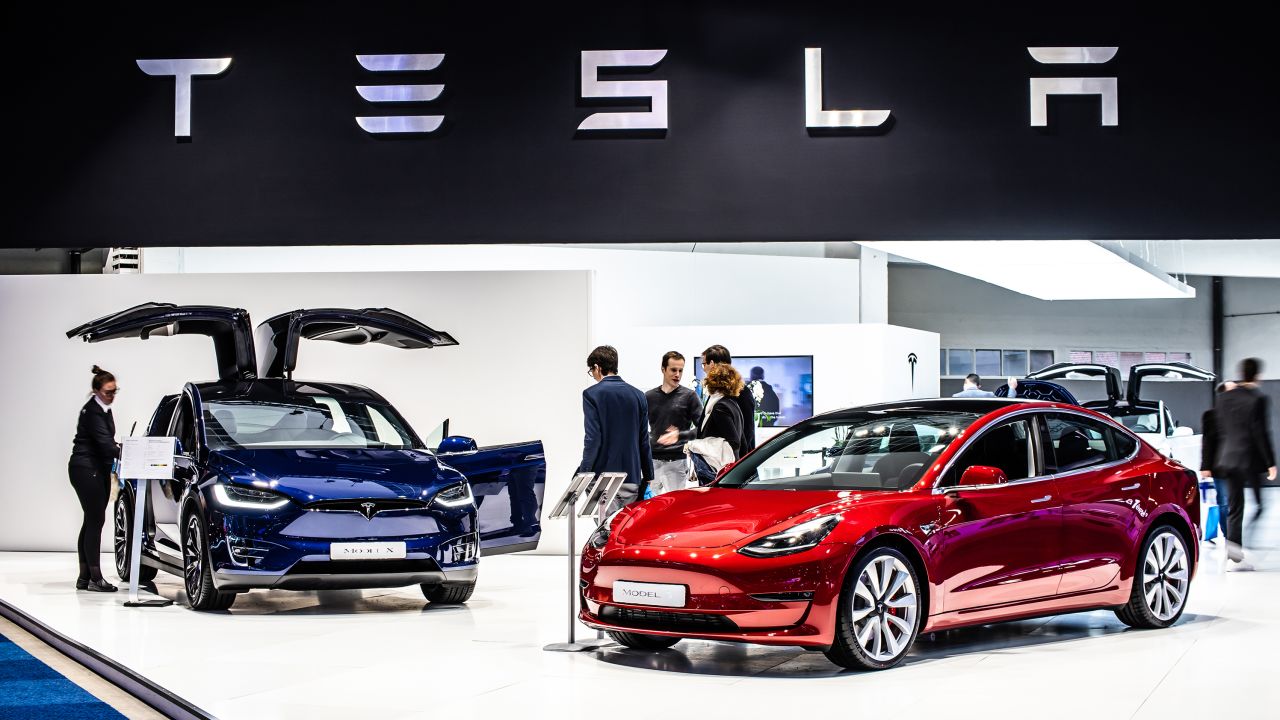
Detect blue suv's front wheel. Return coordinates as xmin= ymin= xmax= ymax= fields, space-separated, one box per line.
xmin=183 ymin=510 xmax=236 ymax=611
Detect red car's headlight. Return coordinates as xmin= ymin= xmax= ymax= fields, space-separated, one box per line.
xmin=738 ymin=514 xmax=842 ymax=558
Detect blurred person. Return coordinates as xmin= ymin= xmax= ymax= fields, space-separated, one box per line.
xmin=687 ymin=364 xmax=744 ymax=486
xmin=578 ymin=346 xmax=654 ymax=514
xmin=1200 ymin=381 xmax=1237 ymax=545
xmin=701 ymin=345 xmax=755 ymax=455
xmin=68 ymin=365 xmax=121 ymax=592
xmin=646 ymin=351 xmax=701 ymax=496
xmin=952 ymin=374 xmax=1018 ymax=398
xmin=1213 ymin=358 xmax=1276 ymax=570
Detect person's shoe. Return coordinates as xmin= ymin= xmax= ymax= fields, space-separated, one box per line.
xmin=75 ymin=578 xmax=89 ymax=590
xmin=1228 ymin=559 xmax=1256 ymax=572
xmin=85 ymin=579 xmax=118 ymax=592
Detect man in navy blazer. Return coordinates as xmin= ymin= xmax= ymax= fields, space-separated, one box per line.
xmin=578 ymin=345 xmax=654 ymax=513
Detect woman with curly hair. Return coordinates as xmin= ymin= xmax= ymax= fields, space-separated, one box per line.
xmin=688 ymin=364 xmax=744 ymax=485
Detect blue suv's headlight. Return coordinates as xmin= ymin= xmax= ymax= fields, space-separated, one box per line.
xmin=432 ymin=482 xmax=474 ymax=509
xmin=213 ymin=482 xmax=291 ymax=511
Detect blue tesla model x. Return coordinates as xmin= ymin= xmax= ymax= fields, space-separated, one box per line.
xmin=68 ymin=303 xmax=546 ymax=611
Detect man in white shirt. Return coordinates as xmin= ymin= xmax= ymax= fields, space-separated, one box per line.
xmin=953 ymin=374 xmax=1017 ymax=398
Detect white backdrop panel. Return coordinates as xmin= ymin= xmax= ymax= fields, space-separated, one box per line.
xmin=0 ymin=271 xmax=590 ymax=552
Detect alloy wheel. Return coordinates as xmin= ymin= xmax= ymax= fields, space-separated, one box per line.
xmin=1142 ymin=530 xmax=1189 ymax=622
xmin=183 ymin=515 xmax=203 ymax=599
xmin=850 ymin=554 xmax=919 ymax=663
xmin=113 ymin=502 xmax=129 ymax=567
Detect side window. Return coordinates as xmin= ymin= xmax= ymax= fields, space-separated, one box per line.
xmin=944 ymin=419 xmax=1034 ymax=486
xmin=1044 ymin=413 xmax=1112 ymax=474
xmin=168 ymin=398 xmax=197 ymax=454
xmin=1112 ymin=428 xmax=1138 ymax=458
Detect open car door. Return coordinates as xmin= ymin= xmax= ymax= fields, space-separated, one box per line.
xmin=432 ymin=432 xmax=547 ymax=556
xmin=66 ymin=302 xmax=256 ymax=381
xmin=1127 ymin=362 xmax=1216 ymax=404
xmin=1027 ymin=362 xmax=1123 ymax=403
xmin=995 ymin=379 xmax=1079 ymax=404
xmin=256 ymin=307 xmax=458 ymax=378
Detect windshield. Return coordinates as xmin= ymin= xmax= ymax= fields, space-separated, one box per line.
xmin=718 ymin=411 xmax=980 ymax=491
xmin=203 ymin=398 xmax=420 ymax=450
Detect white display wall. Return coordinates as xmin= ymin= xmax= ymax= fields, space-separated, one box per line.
xmin=0 ymin=271 xmax=590 ymax=552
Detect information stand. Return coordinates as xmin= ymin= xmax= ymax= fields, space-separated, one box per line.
xmin=543 ymin=472 xmax=626 ymax=652
xmin=119 ymin=437 xmax=177 ymax=608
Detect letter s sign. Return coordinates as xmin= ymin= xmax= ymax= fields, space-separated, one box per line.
xmin=576 ymin=49 xmax=668 ymax=132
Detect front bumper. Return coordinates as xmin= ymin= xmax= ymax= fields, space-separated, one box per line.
xmin=215 ymin=561 xmax=476 ymax=591
xmin=578 ymin=542 xmax=851 ymax=648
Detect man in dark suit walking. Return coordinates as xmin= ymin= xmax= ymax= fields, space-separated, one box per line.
xmin=579 ymin=346 xmax=653 ymax=514
xmin=1213 ymin=358 xmax=1277 ymax=570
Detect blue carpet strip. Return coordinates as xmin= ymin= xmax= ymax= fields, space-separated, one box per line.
xmin=0 ymin=599 xmax=210 ymax=720
xmin=0 ymin=631 xmax=123 ymax=719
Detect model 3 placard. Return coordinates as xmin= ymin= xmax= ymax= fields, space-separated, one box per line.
xmin=330 ymin=542 xmax=407 ymax=560
xmin=613 ymin=581 xmax=686 ymax=608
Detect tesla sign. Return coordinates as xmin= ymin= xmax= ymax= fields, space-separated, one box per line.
xmin=139 ymin=46 xmax=1120 ymax=139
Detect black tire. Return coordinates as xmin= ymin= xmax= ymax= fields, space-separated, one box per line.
xmin=113 ymin=494 xmax=158 ymax=584
xmin=824 ymin=546 xmax=922 ymax=671
xmin=182 ymin=510 xmax=236 ymax=611
xmin=607 ymin=630 xmax=681 ymax=650
xmin=421 ymin=581 xmax=476 ymax=604
xmin=1116 ymin=524 xmax=1191 ymax=629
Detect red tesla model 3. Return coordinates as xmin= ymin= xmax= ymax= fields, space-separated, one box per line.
xmin=580 ymin=398 xmax=1199 ymax=670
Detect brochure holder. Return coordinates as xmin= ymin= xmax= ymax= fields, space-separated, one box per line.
xmin=119 ymin=437 xmax=177 ymax=608
xmin=544 ymin=472 xmax=627 ymax=652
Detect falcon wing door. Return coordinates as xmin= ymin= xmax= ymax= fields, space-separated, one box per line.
xmin=66 ymin=303 xmax=256 ymax=380
xmin=995 ymin=379 xmax=1079 ymax=405
xmin=1027 ymin=362 xmax=1122 ymax=402
xmin=1127 ymin=362 xmax=1215 ymax=404
xmin=255 ymin=308 xmax=458 ymax=378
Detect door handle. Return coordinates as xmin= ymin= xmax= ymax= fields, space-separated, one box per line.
xmin=1121 ymin=483 xmax=1141 ymax=491
xmin=1030 ymin=495 xmax=1052 ymax=504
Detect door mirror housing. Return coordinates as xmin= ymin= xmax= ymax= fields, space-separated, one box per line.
xmin=437 ymin=435 xmax=478 ymax=455
xmin=714 ymin=459 xmax=738 ymax=482
xmin=958 ymin=465 xmax=1008 ymax=487
xmin=1171 ymin=425 xmax=1194 ymax=438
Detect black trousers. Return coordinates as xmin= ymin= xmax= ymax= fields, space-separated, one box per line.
xmin=68 ymin=462 xmax=110 ymax=578
xmin=1223 ymin=468 xmax=1262 ymax=559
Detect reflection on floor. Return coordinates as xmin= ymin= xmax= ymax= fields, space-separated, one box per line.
xmin=1 ymin=500 xmax=1277 ymax=720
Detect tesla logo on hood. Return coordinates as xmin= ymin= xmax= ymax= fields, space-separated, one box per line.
xmin=359 ymin=502 xmax=378 ymax=520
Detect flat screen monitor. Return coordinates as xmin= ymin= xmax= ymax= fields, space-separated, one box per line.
xmin=693 ymin=355 xmax=814 ymax=427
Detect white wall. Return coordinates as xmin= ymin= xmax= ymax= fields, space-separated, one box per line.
xmin=1224 ymin=276 xmax=1280 ymax=375
xmin=0 ymin=271 xmax=590 ymax=552
xmin=141 ymin=245 xmax=862 ymax=338
xmin=889 ymin=265 xmax=1215 ymax=369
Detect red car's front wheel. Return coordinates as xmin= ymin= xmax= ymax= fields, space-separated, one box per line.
xmin=825 ymin=546 xmax=921 ymax=671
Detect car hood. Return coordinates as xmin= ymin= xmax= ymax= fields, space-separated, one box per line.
xmin=210 ymin=448 xmax=459 ymax=502
xmin=614 ymin=487 xmax=881 ymax=549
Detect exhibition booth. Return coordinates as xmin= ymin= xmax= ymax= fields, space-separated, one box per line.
xmin=3 ymin=2 xmax=1278 ymax=718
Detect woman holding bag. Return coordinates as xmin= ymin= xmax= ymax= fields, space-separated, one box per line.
xmin=686 ymin=364 xmax=744 ymax=485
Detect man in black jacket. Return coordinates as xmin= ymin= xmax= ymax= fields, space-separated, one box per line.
xmin=1200 ymin=382 xmax=1235 ymax=543
xmin=1213 ymin=358 xmax=1277 ymax=570
xmin=702 ymin=345 xmax=755 ymax=456
xmin=579 ymin=346 xmax=654 ymax=514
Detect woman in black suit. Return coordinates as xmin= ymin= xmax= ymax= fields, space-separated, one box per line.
xmin=68 ymin=366 xmax=121 ymax=591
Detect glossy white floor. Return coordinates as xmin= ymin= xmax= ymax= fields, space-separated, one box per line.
xmin=2 ymin=505 xmax=1278 ymax=720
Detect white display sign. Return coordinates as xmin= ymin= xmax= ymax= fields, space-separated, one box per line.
xmin=119 ymin=436 xmax=177 ymax=480
xmin=613 ymin=580 xmax=687 ymax=608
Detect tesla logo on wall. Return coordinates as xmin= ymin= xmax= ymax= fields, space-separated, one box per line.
xmin=136 ymin=45 xmax=1119 ymax=139
xmin=907 ymin=353 xmax=918 ymax=390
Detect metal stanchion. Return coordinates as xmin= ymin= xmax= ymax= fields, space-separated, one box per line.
xmin=122 ymin=477 xmax=172 ymax=608
xmin=543 ymin=472 xmax=626 ymax=652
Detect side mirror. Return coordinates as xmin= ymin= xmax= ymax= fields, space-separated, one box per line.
xmin=437 ymin=435 xmax=478 ymax=455
xmin=1171 ymin=425 xmax=1194 ymax=438
xmin=714 ymin=459 xmax=738 ymax=482
xmin=958 ymin=465 xmax=1008 ymax=487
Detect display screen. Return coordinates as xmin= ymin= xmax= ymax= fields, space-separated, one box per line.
xmin=693 ymin=355 xmax=814 ymax=427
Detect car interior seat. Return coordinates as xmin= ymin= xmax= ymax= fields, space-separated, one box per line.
xmin=1054 ymin=430 xmax=1104 ymax=471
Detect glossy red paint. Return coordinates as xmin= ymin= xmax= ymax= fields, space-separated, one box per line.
xmin=579 ymin=400 xmax=1199 ymax=651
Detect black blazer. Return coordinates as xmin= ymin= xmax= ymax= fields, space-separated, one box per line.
xmin=699 ymin=395 xmax=744 ymax=458
xmin=733 ymin=389 xmax=756 ymax=455
xmin=70 ymin=399 xmax=119 ymax=470
xmin=1213 ymin=386 xmax=1276 ymax=475
xmin=577 ymin=376 xmax=655 ymax=484
xmin=1200 ymin=408 xmax=1218 ymax=475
